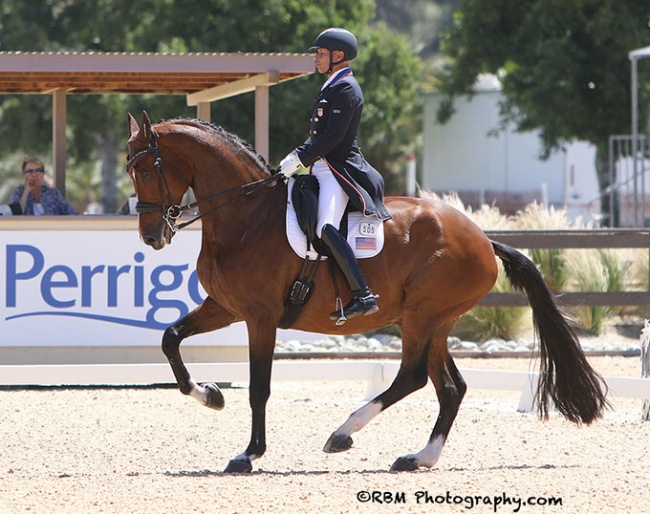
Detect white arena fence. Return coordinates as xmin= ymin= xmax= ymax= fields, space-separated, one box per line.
xmin=1 ymin=360 xmax=649 ymax=417
xmin=641 ymin=321 xmax=650 ymax=420
xmin=2 ymin=222 xmax=649 ymax=419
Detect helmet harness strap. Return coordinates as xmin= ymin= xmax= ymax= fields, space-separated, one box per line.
xmin=327 ymin=49 xmax=346 ymax=75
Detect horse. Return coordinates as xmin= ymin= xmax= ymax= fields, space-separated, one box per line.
xmin=126 ymin=111 xmax=608 ymax=473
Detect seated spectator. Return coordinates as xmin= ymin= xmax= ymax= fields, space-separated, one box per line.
xmin=10 ymin=156 xmax=78 ymax=215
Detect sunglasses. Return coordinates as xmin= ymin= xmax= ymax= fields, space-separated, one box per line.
xmin=24 ymin=168 xmax=44 ymax=174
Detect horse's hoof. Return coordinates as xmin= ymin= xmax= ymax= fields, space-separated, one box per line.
xmin=390 ymin=456 xmax=419 ymax=472
xmin=202 ymin=383 xmax=225 ymax=410
xmin=323 ymin=433 xmax=353 ymax=453
xmin=224 ymin=458 xmax=252 ymax=473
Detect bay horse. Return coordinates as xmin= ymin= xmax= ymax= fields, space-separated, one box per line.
xmin=126 ymin=111 xmax=608 ymax=473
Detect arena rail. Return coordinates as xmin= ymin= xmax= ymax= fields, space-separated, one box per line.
xmin=2 ymin=225 xmax=649 ymax=418
xmin=482 ymin=229 xmax=650 ymax=308
xmin=1 ymin=361 xmax=649 ymax=416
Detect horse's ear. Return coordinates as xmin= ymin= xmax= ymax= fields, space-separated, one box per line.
xmin=141 ymin=111 xmax=152 ymax=128
xmin=138 ymin=111 xmax=154 ymax=144
xmin=128 ymin=113 xmax=140 ymax=138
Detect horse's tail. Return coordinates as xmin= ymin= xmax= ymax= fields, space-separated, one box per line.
xmin=491 ymin=240 xmax=610 ymax=425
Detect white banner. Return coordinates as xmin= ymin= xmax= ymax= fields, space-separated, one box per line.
xmin=0 ymin=229 xmax=251 ymax=347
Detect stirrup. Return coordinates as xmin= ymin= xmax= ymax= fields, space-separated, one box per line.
xmin=334 ymin=297 xmax=347 ymax=326
xmin=331 ymin=291 xmax=379 ymax=325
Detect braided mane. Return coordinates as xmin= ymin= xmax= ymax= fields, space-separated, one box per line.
xmin=160 ymin=117 xmax=273 ymax=174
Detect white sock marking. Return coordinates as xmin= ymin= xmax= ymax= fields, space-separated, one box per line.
xmin=409 ymin=434 xmax=446 ymax=468
xmin=234 ymin=451 xmax=257 ymax=462
xmin=335 ymin=401 xmax=383 ymax=437
xmin=187 ymin=379 xmax=209 ymax=405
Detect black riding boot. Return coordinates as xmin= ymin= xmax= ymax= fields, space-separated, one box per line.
xmin=320 ymin=224 xmax=379 ymax=322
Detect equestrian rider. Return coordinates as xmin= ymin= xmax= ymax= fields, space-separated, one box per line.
xmin=279 ymin=28 xmax=392 ymax=322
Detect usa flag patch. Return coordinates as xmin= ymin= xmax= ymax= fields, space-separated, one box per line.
xmin=355 ymin=237 xmax=377 ymax=251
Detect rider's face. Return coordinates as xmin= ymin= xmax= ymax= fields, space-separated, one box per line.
xmin=314 ymin=48 xmax=331 ymax=74
xmin=314 ymin=48 xmax=345 ymax=74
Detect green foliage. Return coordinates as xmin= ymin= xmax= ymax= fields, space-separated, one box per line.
xmin=565 ymin=248 xmax=629 ymax=334
xmin=0 ymin=0 xmax=423 ymax=210
xmin=453 ymin=302 xmax=529 ymax=342
xmin=374 ymin=0 xmax=463 ymax=58
xmin=422 ymin=190 xmax=642 ymax=339
xmin=355 ymin=24 xmax=424 ymax=193
xmin=514 ymin=202 xmax=591 ymax=293
xmin=434 ymin=0 xmax=650 ymax=191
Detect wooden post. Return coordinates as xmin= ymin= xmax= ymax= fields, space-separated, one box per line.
xmin=255 ymin=84 xmax=270 ymax=162
xmin=52 ymin=90 xmax=67 ymax=195
xmin=196 ymin=102 xmax=211 ymax=122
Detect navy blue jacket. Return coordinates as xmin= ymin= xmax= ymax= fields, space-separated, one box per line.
xmin=295 ymin=72 xmax=392 ymax=221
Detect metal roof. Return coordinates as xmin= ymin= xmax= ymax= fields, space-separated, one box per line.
xmin=0 ymin=51 xmax=314 ymax=96
xmin=0 ymin=51 xmax=315 ymax=194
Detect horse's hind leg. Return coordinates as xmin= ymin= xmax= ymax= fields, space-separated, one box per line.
xmin=391 ymin=321 xmax=466 ymax=471
xmin=162 ymin=296 xmax=237 ymax=410
xmin=323 ymin=326 xmax=431 ymax=453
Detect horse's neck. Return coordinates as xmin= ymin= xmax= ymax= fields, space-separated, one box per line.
xmin=190 ymin=144 xmax=265 ymax=201
xmin=193 ymin=163 xmax=281 ymax=240
xmin=175 ymin=129 xmax=280 ymax=240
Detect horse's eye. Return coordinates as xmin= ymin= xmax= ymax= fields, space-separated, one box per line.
xmin=138 ymin=168 xmax=152 ymax=179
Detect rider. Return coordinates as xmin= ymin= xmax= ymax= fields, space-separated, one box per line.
xmin=279 ymin=28 xmax=392 ymax=322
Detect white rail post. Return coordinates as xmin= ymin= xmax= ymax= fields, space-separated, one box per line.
xmin=642 ymin=321 xmax=650 ymax=421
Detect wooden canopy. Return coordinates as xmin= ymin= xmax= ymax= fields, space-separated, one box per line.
xmin=0 ymin=51 xmax=314 ymax=193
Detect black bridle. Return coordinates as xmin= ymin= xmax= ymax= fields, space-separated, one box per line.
xmin=126 ymin=138 xmax=282 ymax=233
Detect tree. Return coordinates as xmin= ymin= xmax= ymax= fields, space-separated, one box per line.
xmin=0 ymin=0 xmax=423 ymax=209
xmin=355 ymin=25 xmax=423 ymax=193
xmin=374 ymin=0 xmax=463 ymax=58
xmin=433 ymin=0 xmax=650 ymax=225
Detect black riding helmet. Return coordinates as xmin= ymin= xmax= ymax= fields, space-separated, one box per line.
xmin=309 ymin=28 xmax=358 ymax=74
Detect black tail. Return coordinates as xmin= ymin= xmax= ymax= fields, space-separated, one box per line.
xmin=492 ymin=241 xmax=610 ymax=424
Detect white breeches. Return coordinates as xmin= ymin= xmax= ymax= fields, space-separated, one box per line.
xmin=312 ymin=159 xmax=350 ymax=238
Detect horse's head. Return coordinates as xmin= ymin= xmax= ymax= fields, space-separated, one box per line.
xmin=127 ymin=111 xmax=191 ymax=250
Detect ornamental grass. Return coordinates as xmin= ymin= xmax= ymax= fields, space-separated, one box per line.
xmin=422 ymin=191 xmax=646 ymax=339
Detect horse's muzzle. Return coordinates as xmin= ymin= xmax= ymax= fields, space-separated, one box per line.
xmin=142 ymin=235 xmax=166 ymax=250
xmin=140 ymin=219 xmax=171 ymax=250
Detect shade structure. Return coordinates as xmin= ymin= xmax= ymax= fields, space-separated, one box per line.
xmin=0 ymin=51 xmax=314 ymax=193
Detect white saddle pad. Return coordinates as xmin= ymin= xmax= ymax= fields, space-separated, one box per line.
xmin=286 ymin=178 xmax=384 ymax=260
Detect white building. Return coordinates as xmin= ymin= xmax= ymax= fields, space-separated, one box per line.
xmin=422 ymin=75 xmax=600 ymax=220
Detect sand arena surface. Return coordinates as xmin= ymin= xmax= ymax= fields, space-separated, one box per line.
xmin=0 ymin=356 xmax=647 ymax=514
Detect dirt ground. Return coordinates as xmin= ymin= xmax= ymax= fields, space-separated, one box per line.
xmin=0 ymin=355 xmax=648 ymax=514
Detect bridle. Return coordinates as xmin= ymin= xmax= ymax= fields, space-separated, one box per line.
xmin=126 ymin=137 xmax=281 ymax=233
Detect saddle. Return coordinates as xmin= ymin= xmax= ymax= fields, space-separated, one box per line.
xmin=279 ymin=174 xmax=324 ymax=329
xmin=291 ymin=174 xmax=328 ymax=255
xmin=279 ymin=174 xmax=385 ymax=328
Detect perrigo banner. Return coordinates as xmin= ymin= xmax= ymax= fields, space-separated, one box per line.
xmin=0 ymin=229 xmax=248 ymax=347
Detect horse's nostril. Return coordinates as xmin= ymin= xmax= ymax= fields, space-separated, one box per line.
xmin=143 ymin=236 xmax=160 ymax=248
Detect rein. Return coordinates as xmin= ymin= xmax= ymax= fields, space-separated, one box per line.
xmin=127 ymin=140 xmax=282 ymax=233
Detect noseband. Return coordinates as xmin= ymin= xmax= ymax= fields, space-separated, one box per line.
xmin=127 ymin=137 xmax=281 ymax=233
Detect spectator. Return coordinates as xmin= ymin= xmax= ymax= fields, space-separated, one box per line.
xmin=10 ymin=156 xmax=78 ymax=215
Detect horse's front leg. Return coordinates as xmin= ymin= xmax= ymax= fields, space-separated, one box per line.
xmin=162 ymin=296 xmax=237 ymax=410
xmin=224 ymin=319 xmax=277 ymax=473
